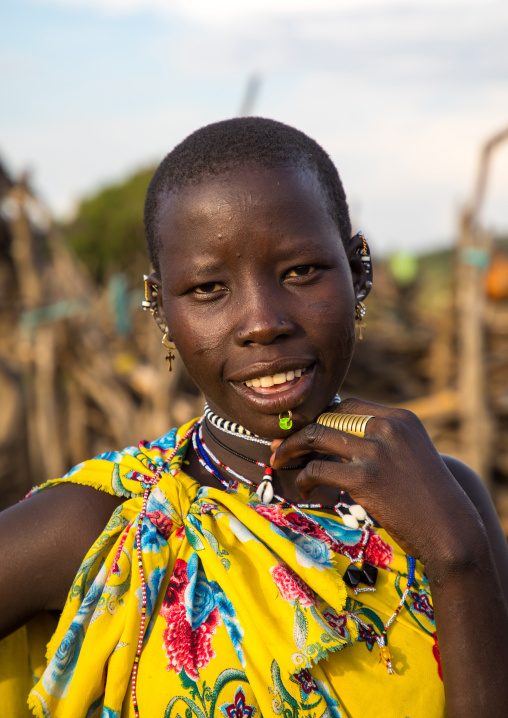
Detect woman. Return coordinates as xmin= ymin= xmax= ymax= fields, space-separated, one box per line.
xmin=1 ymin=117 xmax=507 ymax=718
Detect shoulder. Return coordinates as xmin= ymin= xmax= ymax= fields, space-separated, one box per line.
xmin=0 ymin=484 xmax=123 ymax=639
xmin=441 ymin=454 xmax=508 ymax=597
xmin=441 ymin=455 xmax=501 ymax=525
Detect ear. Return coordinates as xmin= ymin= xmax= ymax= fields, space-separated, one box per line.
xmin=145 ymin=271 xmax=171 ymax=338
xmin=347 ymin=232 xmax=373 ymax=302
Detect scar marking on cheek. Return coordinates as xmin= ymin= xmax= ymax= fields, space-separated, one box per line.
xmin=193 ymin=343 xmax=223 ymax=355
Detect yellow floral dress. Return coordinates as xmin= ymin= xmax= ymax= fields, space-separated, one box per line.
xmin=13 ymin=419 xmax=443 ymax=717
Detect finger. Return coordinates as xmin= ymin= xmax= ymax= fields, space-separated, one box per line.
xmin=295 ymin=458 xmax=366 ymax=501
xmin=271 ymin=421 xmax=375 ymax=470
xmin=335 ymin=397 xmax=419 ymax=424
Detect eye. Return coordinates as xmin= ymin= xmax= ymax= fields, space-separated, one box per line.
xmin=193 ymin=282 xmax=226 ymax=295
xmin=285 ymin=265 xmax=317 ymax=278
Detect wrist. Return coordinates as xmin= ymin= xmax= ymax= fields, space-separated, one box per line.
xmin=422 ymin=522 xmax=493 ymax=588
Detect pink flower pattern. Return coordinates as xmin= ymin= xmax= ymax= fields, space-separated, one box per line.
xmin=284 ymin=512 xmax=330 ymax=541
xmin=255 ymin=504 xmax=336 ymax=546
xmin=146 ymin=510 xmax=173 ymax=539
xmin=255 ymin=504 xmax=288 ymax=525
xmin=364 ymin=531 xmax=393 ymax=568
xmin=255 ymin=501 xmax=394 ymax=569
xmin=160 ymin=558 xmax=221 ymax=680
xmin=175 ymin=526 xmax=186 ymax=541
xmin=269 ymin=563 xmax=318 ymax=607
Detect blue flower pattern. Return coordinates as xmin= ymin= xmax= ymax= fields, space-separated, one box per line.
xmin=313 ymin=515 xmax=363 ymax=546
xmin=314 ymin=679 xmax=343 ymax=718
xmin=294 ymin=535 xmax=333 ymax=570
xmin=138 ymin=519 xmax=165 ymax=554
xmin=93 ymin=450 xmax=127 ymax=464
xmin=42 ymin=622 xmax=85 ymax=699
xmin=210 ymin=581 xmax=245 ymax=667
xmin=184 ymin=553 xmax=216 ymax=630
xmin=62 ymin=461 xmax=84 ymax=479
xmin=146 ymin=428 xmax=177 ymax=452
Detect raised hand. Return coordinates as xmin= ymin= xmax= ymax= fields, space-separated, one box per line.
xmin=271 ymin=397 xmax=488 ymax=575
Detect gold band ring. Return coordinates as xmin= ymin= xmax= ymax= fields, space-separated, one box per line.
xmin=315 ymin=412 xmax=374 ymax=438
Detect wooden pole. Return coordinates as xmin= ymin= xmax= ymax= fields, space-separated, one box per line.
xmin=456 ymin=124 xmax=508 ymax=483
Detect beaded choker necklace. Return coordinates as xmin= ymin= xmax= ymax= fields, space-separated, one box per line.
xmin=204 ymin=395 xmax=341 ymax=447
xmin=206 ymin=423 xmax=306 ymax=469
xmin=204 ymin=403 xmax=272 ymax=446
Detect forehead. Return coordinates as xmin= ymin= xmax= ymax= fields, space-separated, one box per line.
xmin=156 ymin=164 xmax=338 ymax=251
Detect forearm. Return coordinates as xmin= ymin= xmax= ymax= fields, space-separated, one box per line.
xmin=426 ymin=538 xmax=508 ymax=717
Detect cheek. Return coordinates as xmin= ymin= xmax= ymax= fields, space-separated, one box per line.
xmin=305 ymin=294 xmax=356 ymax=349
xmin=326 ymin=321 xmax=356 ymax=370
xmin=168 ymin=314 xmax=226 ymax=388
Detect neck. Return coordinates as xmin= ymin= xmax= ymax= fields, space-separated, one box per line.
xmin=189 ymin=397 xmax=342 ymax=507
xmin=187 ymin=416 xmax=338 ymax=509
xmin=202 ymin=420 xmax=277 ymax=483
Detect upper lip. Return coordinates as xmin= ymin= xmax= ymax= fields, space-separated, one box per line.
xmin=227 ymin=357 xmax=315 ymax=383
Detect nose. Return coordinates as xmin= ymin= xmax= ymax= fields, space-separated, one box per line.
xmin=234 ymin=292 xmax=295 ymax=346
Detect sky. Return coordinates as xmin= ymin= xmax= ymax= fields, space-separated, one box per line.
xmin=1 ymin=0 xmax=507 ymax=255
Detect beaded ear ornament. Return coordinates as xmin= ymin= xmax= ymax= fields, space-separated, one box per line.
xmin=142 ymin=275 xmax=168 ymax=335
xmin=353 ymin=231 xmax=373 ymax=341
xmin=142 ymin=276 xmax=176 ymax=370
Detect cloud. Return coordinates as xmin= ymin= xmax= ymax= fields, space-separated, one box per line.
xmin=161 ymin=1 xmax=508 ymax=84
xmin=4 ymin=0 xmax=507 ymax=252
xmin=30 ymin=0 xmax=504 ymax=23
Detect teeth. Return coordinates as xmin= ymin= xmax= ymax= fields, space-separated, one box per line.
xmin=244 ymin=367 xmax=306 ymax=388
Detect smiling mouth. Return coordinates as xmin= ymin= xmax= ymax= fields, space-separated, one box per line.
xmin=243 ymin=366 xmax=308 ymax=392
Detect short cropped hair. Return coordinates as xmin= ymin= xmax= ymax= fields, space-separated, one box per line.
xmin=144 ymin=117 xmax=351 ymax=277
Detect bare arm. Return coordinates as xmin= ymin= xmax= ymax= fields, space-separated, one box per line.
xmin=0 ymin=484 xmax=123 ymax=640
xmin=441 ymin=454 xmax=508 ymax=600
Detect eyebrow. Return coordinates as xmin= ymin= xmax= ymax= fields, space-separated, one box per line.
xmin=174 ymin=256 xmax=226 ymax=280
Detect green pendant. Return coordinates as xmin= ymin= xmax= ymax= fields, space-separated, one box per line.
xmin=279 ymin=411 xmax=293 ymax=430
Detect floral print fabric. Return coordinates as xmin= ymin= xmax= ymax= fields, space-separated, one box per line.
xmin=26 ymin=420 xmax=444 ymax=718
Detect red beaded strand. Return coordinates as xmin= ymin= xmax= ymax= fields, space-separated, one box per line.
xmin=131 ymin=486 xmax=150 ymax=717
xmin=129 ymin=423 xmax=195 ymax=717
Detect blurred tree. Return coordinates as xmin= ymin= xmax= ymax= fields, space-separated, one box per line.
xmin=63 ymin=166 xmax=155 ymax=282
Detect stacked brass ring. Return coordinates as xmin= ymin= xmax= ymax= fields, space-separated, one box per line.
xmin=316 ymin=412 xmax=374 ymax=438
